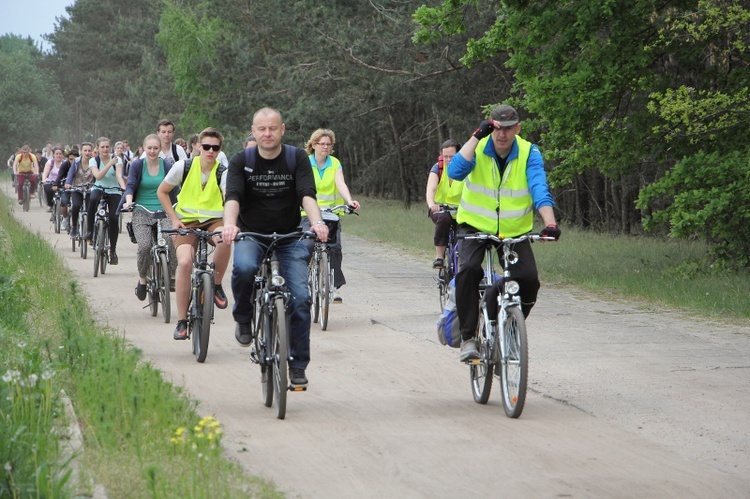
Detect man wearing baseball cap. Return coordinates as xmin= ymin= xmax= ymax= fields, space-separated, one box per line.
xmin=447 ymin=104 xmax=561 ymax=362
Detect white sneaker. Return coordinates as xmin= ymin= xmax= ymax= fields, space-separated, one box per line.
xmin=332 ymin=288 xmax=342 ymax=304
xmin=61 ymin=217 xmax=69 ymax=231
xmin=459 ymin=339 xmax=479 ymax=362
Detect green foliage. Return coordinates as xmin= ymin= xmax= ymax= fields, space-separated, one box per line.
xmin=636 ymin=150 xmax=750 ymax=267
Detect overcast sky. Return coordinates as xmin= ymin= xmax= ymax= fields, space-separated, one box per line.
xmin=0 ymin=0 xmax=74 ymax=51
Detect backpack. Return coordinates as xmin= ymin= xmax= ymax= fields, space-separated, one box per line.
xmin=436 ymin=278 xmax=461 ymax=348
xmin=172 ymin=143 xmax=180 ymax=162
xmin=243 ymin=145 xmax=298 ymax=175
xmin=436 ymin=155 xmax=444 ymax=179
xmin=181 ymin=158 xmax=227 ymax=203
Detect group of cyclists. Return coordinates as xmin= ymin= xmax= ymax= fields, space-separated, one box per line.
xmin=10 ymin=103 xmax=561 ymax=390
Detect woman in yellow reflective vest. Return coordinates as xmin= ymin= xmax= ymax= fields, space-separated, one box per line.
xmin=425 ymin=138 xmax=463 ymax=268
xmin=447 ymin=105 xmax=561 ymax=362
xmin=302 ymin=129 xmax=360 ymax=303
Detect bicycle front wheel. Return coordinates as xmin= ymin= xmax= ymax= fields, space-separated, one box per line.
xmin=99 ymin=221 xmax=108 ymax=275
xmin=22 ymin=183 xmax=30 ymax=212
xmin=159 ymin=252 xmax=171 ymax=323
xmin=470 ymin=311 xmax=493 ymax=404
xmin=272 ymin=297 xmax=288 ymax=419
xmin=260 ymin=303 xmax=274 ymax=408
xmin=38 ymin=185 xmax=44 ymax=207
xmin=148 ymin=259 xmax=158 ymax=317
xmin=80 ymin=214 xmax=88 ymax=259
xmin=318 ymin=251 xmax=330 ymax=331
xmin=92 ymin=221 xmax=102 ymax=277
xmin=308 ymin=259 xmax=319 ymax=324
xmin=193 ymin=273 xmax=213 ymax=363
xmin=499 ymin=306 xmax=528 ymax=418
xmin=53 ymin=198 xmax=61 ymax=234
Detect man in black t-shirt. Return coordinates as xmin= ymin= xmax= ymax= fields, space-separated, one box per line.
xmin=222 ymin=107 xmax=328 ymax=388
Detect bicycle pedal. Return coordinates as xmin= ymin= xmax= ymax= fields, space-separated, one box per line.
xmin=288 ymin=385 xmax=307 ymax=392
xmin=464 ymin=359 xmax=482 ymax=365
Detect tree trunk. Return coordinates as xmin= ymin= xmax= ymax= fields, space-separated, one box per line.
xmin=388 ymin=106 xmax=411 ymax=208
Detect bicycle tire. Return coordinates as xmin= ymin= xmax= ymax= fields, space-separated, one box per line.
xmin=499 ymin=306 xmax=528 ymax=418
xmin=80 ymin=214 xmax=88 ymax=259
xmin=159 ymin=252 xmax=171 ymax=323
xmin=261 ymin=304 xmax=274 ymax=408
xmin=148 ymin=259 xmax=158 ymax=317
xmin=318 ymin=251 xmax=330 ymax=331
xmin=38 ymin=185 xmax=44 ymax=207
xmin=93 ymin=221 xmax=101 ymax=277
xmin=470 ymin=310 xmax=494 ymax=404
xmin=53 ymin=198 xmax=61 ymax=234
xmin=193 ymin=273 xmax=213 ymax=363
xmin=309 ymin=258 xmax=319 ymax=324
xmin=71 ymin=232 xmax=76 ymax=252
xmin=438 ymin=267 xmax=448 ymax=312
xmin=99 ymin=221 xmax=108 ymax=275
xmin=22 ymin=183 xmax=30 ymax=212
xmin=272 ymin=297 xmax=288 ymax=419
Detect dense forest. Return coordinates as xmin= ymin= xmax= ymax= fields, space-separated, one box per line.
xmin=1 ymin=0 xmax=749 ymax=267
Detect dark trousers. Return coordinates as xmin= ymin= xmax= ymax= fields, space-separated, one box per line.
xmin=430 ymin=210 xmax=453 ymax=247
xmin=455 ymin=225 xmax=540 ymax=341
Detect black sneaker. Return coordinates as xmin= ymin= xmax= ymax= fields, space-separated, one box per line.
xmin=235 ymin=322 xmax=252 ymax=347
xmin=214 ymin=284 xmax=228 ymax=309
xmin=432 ymin=258 xmax=444 ymax=269
xmin=173 ymin=320 xmax=188 ymax=340
xmin=289 ymin=368 xmax=308 ymax=387
xmin=135 ymin=282 xmax=147 ymax=301
xmin=109 ymin=250 xmax=118 ymax=265
xmin=84 ymin=232 xmax=92 ymax=242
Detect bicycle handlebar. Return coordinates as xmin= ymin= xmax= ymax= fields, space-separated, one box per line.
xmin=322 ymin=204 xmax=359 ymax=216
xmin=121 ymin=203 xmax=168 ymax=219
xmin=457 ymin=232 xmax=556 ymax=245
xmin=162 ymin=228 xmax=222 ymax=240
xmin=235 ymin=230 xmax=315 ymax=243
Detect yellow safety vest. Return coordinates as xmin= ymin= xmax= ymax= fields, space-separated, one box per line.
xmin=434 ymin=166 xmax=464 ymax=209
xmin=456 ymin=136 xmax=533 ymax=237
xmin=175 ymin=159 xmax=224 ymax=223
xmin=302 ymin=155 xmax=344 ymax=216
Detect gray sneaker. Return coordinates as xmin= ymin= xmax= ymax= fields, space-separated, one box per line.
xmin=459 ymin=339 xmax=479 ymax=362
xmin=235 ymin=322 xmax=253 ymax=347
xmin=289 ymin=368 xmax=308 ymax=387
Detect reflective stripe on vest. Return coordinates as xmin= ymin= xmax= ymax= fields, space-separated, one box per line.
xmin=456 ymin=135 xmax=533 ymax=237
xmin=175 ymin=159 xmax=224 ymax=222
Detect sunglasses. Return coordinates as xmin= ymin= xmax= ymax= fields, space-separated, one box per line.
xmin=201 ymin=143 xmax=221 ymax=152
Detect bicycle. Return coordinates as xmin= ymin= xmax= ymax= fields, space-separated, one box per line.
xmin=124 ymin=204 xmax=172 ymax=324
xmin=69 ymin=184 xmax=92 ymax=257
xmin=38 ymin=178 xmax=45 ymax=208
xmin=308 ymin=204 xmax=357 ymax=331
xmin=49 ymin=184 xmax=64 ymax=234
xmin=435 ymin=204 xmax=458 ymax=312
xmin=456 ymin=231 xmax=554 ymax=418
xmin=18 ymin=174 xmax=33 ymax=212
xmin=238 ymin=230 xmax=312 ymax=420
xmin=162 ymin=227 xmax=220 ymax=363
xmin=91 ymin=186 xmax=125 ymax=277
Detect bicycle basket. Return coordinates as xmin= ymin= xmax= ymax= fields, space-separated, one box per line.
xmin=321 ymin=211 xmax=340 ymax=244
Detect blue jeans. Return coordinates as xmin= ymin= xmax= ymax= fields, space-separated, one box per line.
xmin=232 ymin=236 xmax=312 ymax=370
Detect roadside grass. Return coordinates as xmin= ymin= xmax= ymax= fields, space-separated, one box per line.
xmin=345 ymin=197 xmax=750 ymax=320
xmin=0 ymin=189 xmax=280 ymax=497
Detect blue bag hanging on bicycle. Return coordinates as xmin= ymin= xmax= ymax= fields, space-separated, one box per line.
xmin=437 ymin=278 xmax=461 ymax=348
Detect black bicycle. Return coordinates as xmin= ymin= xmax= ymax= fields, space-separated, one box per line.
xmin=91 ymin=186 xmax=124 ymax=277
xmin=48 ymin=183 xmax=65 ymax=234
xmin=162 ymin=227 xmax=219 ymax=363
xmin=436 ymin=204 xmax=458 ymax=311
xmin=308 ymin=204 xmax=357 ymax=330
xmin=238 ymin=230 xmax=312 ymax=420
xmin=18 ymin=174 xmax=34 ymax=212
xmin=124 ymin=204 xmax=172 ymax=323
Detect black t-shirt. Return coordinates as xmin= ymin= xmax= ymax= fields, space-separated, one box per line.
xmin=225 ymin=145 xmax=316 ymax=234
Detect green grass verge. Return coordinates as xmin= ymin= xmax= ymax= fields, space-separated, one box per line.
xmin=0 ymin=187 xmax=280 ymax=497
xmin=344 ymin=197 xmax=750 ymax=320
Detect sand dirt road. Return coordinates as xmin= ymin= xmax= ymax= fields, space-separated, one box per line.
xmin=7 ymin=183 xmax=750 ymax=498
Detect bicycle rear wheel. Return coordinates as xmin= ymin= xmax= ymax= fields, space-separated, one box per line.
xmin=271 ymin=297 xmax=288 ymax=419
xmin=499 ymin=306 xmax=528 ymax=418
xmin=193 ymin=273 xmax=213 ymax=363
xmin=308 ymin=258 xmax=319 ymax=324
xmin=318 ymin=251 xmax=330 ymax=331
xmin=159 ymin=252 xmax=171 ymax=323
xmin=470 ymin=310 xmax=493 ymax=404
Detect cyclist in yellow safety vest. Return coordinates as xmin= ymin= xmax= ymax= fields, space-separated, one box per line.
xmin=425 ymin=138 xmax=464 ymax=268
xmin=447 ymin=105 xmax=561 ymax=362
xmin=301 ymin=128 xmax=360 ymax=304
xmin=157 ymin=127 xmax=232 ymax=341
